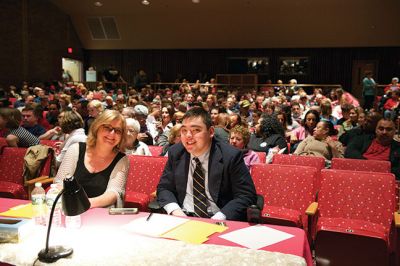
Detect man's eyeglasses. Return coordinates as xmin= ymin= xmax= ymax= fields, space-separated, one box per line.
xmin=101 ymin=124 xmax=123 ymax=135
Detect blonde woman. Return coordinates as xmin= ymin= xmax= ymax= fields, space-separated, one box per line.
xmin=229 ymin=125 xmax=260 ymax=168
xmin=55 ymin=110 xmax=129 ymax=208
xmin=58 ymin=94 xmax=72 ymax=112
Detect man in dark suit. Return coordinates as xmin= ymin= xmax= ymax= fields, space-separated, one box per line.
xmin=157 ymin=108 xmax=257 ymax=221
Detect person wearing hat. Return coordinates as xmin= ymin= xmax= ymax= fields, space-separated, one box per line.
xmin=239 ymin=99 xmax=252 ymax=126
xmin=133 ymin=104 xmax=154 ymax=146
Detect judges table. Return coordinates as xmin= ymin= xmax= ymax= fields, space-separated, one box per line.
xmin=0 ymin=198 xmax=312 ymax=266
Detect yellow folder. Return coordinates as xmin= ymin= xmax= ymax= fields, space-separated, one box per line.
xmin=161 ymin=220 xmax=227 ymax=244
xmin=0 ymin=203 xmax=34 ymax=219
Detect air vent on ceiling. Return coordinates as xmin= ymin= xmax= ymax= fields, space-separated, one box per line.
xmin=87 ymin=17 xmax=120 ymax=40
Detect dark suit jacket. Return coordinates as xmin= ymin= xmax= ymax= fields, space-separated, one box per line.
xmin=157 ymin=138 xmax=257 ymax=221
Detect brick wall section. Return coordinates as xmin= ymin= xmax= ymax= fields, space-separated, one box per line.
xmin=0 ymin=0 xmax=83 ymax=88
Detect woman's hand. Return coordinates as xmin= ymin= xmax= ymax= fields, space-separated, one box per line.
xmin=52 ymin=126 xmax=61 ymax=135
xmin=137 ymin=132 xmax=150 ymax=142
xmin=324 ymin=136 xmax=334 ymax=146
xmin=155 ymin=121 xmax=163 ymax=131
xmin=290 ymin=133 xmax=298 ymax=144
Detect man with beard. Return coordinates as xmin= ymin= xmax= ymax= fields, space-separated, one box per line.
xmin=345 ymin=118 xmax=400 ymax=179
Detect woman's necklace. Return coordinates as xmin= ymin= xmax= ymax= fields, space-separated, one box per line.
xmin=87 ymin=148 xmax=113 ymax=172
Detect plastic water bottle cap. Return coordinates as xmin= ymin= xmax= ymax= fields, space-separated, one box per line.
xmin=35 ymin=182 xmax=42 ymax=187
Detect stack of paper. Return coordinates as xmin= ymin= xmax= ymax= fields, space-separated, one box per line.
xmin=219 ymin=224 xmax=294 ymax=249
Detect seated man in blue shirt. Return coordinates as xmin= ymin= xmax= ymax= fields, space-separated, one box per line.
xmin=21 ymin=105 xmax=46 ymax=137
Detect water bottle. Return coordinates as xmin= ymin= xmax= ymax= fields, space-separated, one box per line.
xmin=65 ymin=215 xmax=81 ymax=229
xmin=46 ymin=184 xmax=62 ymax=227
xmin=31 ymin=182 xmax=46 ymax=226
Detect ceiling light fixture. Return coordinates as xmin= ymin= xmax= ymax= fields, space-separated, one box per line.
xmin=94 ymin=1 xmax=103 ymax=7
xmin=192 ymin=0 xmax=200 ymax=3
xmin=141 ymin=0 xmax=150 ymax=5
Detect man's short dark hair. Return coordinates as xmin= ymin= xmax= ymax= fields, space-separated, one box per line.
xmin=182 ymin=107 xmax=212 ymax=129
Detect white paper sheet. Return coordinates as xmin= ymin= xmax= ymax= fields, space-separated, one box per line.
xmin=122 ymin=213 xmax=189 ymax=237
xmin=219 ymin=225 xmax=294 ymax=249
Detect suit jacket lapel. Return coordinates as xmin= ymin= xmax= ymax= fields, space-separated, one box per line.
xmin=208 ymin=140 xmax=223 ymax=204
xmin=175 ymin=150 xmax=190 ymax=205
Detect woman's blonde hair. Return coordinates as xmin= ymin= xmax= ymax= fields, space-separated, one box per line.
xmin=229 ymin=125 xmax=251 ymax=146
xmin=59 ymin=94 xmax=71 ymax=105
xmin=215 ymin=113 xmax=229 ymax=128
xmin=87 ymin=110 xmax=127 ymax=152
xmin=320 ymin=99 xmax=332 ymax=116
xmin=168 ymin=124 xmax=182 ymax=144
xmin=88 ymin=99 xmax=104 ymax=112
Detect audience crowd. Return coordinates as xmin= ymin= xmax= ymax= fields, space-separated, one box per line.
xmin=0 ymin=74 xmax=399 ymax=184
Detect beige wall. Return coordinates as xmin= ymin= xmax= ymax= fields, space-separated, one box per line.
xmin=52 ymin=0 xmax=400 ymax=49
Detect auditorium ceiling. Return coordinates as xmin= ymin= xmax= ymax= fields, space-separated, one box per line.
xmin=50 ymin=0 xmax=400 ymax=49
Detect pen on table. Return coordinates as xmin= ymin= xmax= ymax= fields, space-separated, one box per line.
xmin=146 ymin=212 xmax=153 ymax=221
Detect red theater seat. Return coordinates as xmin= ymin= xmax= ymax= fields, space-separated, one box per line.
xmin=124 ymin=155 xmax=168 ymax=210
xmin=314 ymin=169 xmax=396 ymax=266
xmin=331 ymin=157 xmax=391 ymax=173
xmin=147 ymin=145 xmax=163 ymax=156
xmin=250 ymin=163 xmax=317 ymax=233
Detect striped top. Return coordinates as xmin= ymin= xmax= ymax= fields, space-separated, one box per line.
xmin=8 ymin=127 xmax=40 ymax=147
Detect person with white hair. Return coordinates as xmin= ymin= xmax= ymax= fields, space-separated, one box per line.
xmin=287 ymin=79 xmax=299 ymax=94
xmin=124 ymin=117 xmax=152 ymax=156
xmin=133 ymin=104 xmax=155 ymax=145
xmin=384 ymin=77 xmax=400 ymax=93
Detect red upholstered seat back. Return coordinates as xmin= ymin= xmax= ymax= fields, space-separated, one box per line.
xmin=251 ymin=164 xmax=317 ymax=213
xmin=331 ymin=158 xmax=391 ymax=173
xmin=125 ymin=155 xmax=168 ymax=195
xmin=319 ymin=169 xmax=396 ymax=227
xmin=272 ymin=154 xmax=325 ymax=171
xmin=40 ymin=139 xmax=59 ymax=149
xmin=0 ymin=147 xmax=27 ymax=184
xmin=8 ymin=97 xmax=17 ymax=107
xmin=0 ymin=137 xmax=8 ymax=150
xmin=147 ymin=145 xmax=163 ymax=156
